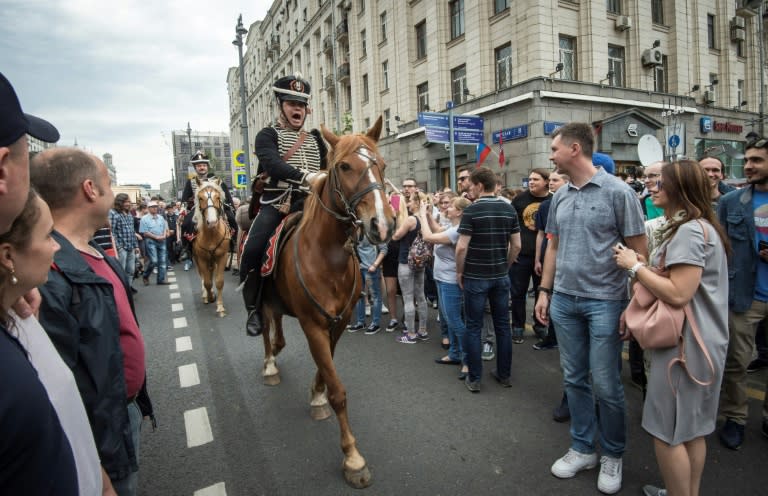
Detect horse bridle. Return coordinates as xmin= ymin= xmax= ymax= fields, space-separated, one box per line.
xmin=197 ymin=186 xmax=230 ymax=263
xmin=294 ymin=143 xmax=386 ymax=329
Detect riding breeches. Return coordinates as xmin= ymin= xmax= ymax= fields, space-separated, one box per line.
xmin=239 ymin=204 xmax=284 ymax=284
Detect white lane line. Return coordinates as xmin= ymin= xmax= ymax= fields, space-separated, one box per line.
xmin=171 ymin=303 xmax=184 ymax=312
xmin=168 ymin=277 xmax=177 ymax=282
xmin=184 ymin=407 xmax=214 ymax=447
xmin=170 ymin=284 xmax=179 ymax=290
xmin=170 ymin=292 xmax=181 ymax=299
xmin=175 ymin=336 xmax=193 ymax=352
xmin=173 ymin=317 xmax=188 ymax=328
xmin=194 ymin=482 xmax=226 ymax=496
xmin=178 ymin=363 xmax=200 ymax=388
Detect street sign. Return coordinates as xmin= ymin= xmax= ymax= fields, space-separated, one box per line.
xmin=424 ymin=126 xmax=484 ymax=145
xmin=419 ymin=112 xmax=484 ymax=145
xmin=234 ymin=171 xmax=247 ymax=188
xmin=668 ymin=135 xmax=680 ymax=148
xmin=492 ymin=125 xmax=528 ymax=144
xmin=446 ymin=101 xmax=454 ymax=109
xmin=232 ymin=149 xmax=246 ymax=169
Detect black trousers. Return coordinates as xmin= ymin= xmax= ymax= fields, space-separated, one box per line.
xmin=239 ymin=204 xmax=284 ymax=284
xmin=508 ymin=253 xmax=544 ymax=329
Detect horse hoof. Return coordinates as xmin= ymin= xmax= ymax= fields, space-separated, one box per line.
xmin=343 ymin=464 xmax=372 ymax=489
xmin=310 ymin=403 xmax=332 ymax=421
xmin=263 ymin=374 xmax=281 ymax=386
xmin=217 ymin=311 xmax=226 ymax=318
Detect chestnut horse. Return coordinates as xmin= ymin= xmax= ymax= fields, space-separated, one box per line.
xmin=260 ymin=117 xmax=395 ymax=488
xmin=192 ymin=178 xmax=231 ymax=317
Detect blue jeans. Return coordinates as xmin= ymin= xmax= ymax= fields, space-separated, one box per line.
xmin=355 ymin=268 xmax=382 ymax=326
xmin=462 ymin=277 xmax=512 ymax=383
xmin=118 ymin=246 xmax=136 ymax=285
xmin=143 ymin=239 xmax=167 ymax=283
xmin=437 ymin=280 xmax=466 ymax=363
xmin=550 ymin=292 xmax=627 ymax=458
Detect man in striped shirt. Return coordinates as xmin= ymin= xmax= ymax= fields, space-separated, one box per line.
xmin=455 ymin=166 xmax=521 ymax=393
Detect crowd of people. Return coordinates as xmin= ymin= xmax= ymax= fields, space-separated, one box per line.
xmin=3 ymin=66 xmax=768 ymax=496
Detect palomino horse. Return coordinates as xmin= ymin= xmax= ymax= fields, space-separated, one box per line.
xmin=260 ymin=116 xmax=395 ymax=488
xmin=192 ymin=178 xmax=231 ymax=317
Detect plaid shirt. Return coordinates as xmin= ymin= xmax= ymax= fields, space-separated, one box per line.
xmin=109 ymin=209 xmax=137 ymax=250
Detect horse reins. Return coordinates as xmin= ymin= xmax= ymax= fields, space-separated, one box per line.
xmin=198 ymin=187 xmax=231 ymax=265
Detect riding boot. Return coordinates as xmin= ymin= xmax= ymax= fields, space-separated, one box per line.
xmin=242 ymin=272 xmax=264 ymax=336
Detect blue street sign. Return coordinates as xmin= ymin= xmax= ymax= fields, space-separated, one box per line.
xmin=235 ymin=172 xmax=247 ymax=187
xmin=424 ymin=127 xmax=484 ymax=145
xmin=419 ymin=112 xmax=485 ymax=145
xmin=668 ymin=135 xmax=680 ymax=148
xmin=492 ymin=125 xmax=529 ymax=144
xmin=418 ymin=112 xmax=449 ymax=127
xmin=700 ymin=116 xmax=712 ymax=134
xmin=453 ymin=115 xmax=484 ymax=131
xmin=544 ymin=121 xmax=565 ymax=135
xmin=446 ymin=101 xmax=454 ymax=109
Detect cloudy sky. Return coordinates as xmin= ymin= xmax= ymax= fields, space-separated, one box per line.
xmin=1 ymin=0 xmax=269 ymax=188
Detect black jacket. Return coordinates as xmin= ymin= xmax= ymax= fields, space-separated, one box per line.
xmin=38 ymin=231 xmax=140 ymax=481
xmin=182 ymin=172 xmax=234 ymax=209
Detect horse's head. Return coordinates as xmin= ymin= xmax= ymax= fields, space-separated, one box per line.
xmin=194 ymin=178 xmax=225 ymax=228
xmin=320 ymin=116 xmax=396 ymax=244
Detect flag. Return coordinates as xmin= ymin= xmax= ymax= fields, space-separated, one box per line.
xmin=476 ymin=141 xmax=491 ymax=167
xmin=498 ymin=131 xmax=505 ymax=167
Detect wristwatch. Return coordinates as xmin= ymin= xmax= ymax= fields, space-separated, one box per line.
xmin=628 ymin=262 xmax=645 ymax=278
xmin=537 ymin=286 xmax=553 ymax=295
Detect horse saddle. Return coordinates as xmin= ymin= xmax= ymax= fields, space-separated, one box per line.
xmin=261 ymin=212 xmax=303 ymax=277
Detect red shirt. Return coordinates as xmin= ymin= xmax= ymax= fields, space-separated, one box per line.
xmin=82 ymin=252 xmax=146 ymax=398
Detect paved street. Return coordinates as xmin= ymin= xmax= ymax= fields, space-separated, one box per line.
xmin=137 ymin=265 xmax=768 ymax=496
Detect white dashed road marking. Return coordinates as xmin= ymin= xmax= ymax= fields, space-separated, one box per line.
xmin=184 ymin=407 xmax=214 ymax=447
xmin=173 ymin=317 xmax=188 ymax=329
xmin=170 ymin=284 xmax=179 ymax=290
xmin=178 ymin=363 xmax=200 ymax=388
xmin=170 ymin=292 xmax=181 ymax=299
xmin=168 ymin=277 xmax=177 ymax=282
xmin=193 ymin=482 xmax=227 ymax=496
xmin=175 ymin=336 xmax=193 ymax=352
xmin=172 ymin=303 xmax=184 ymax=312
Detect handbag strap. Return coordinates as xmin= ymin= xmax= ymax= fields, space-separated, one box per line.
xmin=282 ymin=131 xmax=307 ymax=163
xmin=666 ymin=219 xmax=715 ymax=394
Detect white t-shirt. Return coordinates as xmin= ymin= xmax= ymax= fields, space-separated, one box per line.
xmin=13 ymin=312 xmax=102 ymax=496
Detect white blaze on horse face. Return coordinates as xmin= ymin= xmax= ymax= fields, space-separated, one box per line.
xmin=358 ymin=147 xmax=389 ymax=241
xmin=205 ymin=194 xmax=217 ymax=225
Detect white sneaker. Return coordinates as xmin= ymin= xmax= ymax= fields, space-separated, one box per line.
xmin=365 ymin=305 xmax=371 ymax=317
xmin=381 ymin=305 xmax=389 ymax=314
xmin=551 ymin=449 xmax=598 ymax=479
xmin=597 ymin=456 xmax=622 ymax=494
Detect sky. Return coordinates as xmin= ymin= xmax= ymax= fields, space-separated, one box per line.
xmin=1 ymin=0 xmax=270 ymax=188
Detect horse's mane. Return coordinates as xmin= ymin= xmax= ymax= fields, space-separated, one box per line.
xmin=300 ymin=132 xmax=377 ymax=228
xmin=192 ymin=180 xmax=225 ymax=227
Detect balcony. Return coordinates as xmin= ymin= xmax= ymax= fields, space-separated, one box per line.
xmin=335 ymin=19 xmax=348 ymax=42
xmin=324 ymin=74 xmax=335 ymax=92
xmin=322 ymin=35 xmax=334 ymax=54
xmin=337 ymin=62 xmax=350 ymax=83
xmin=268 ymin=36 xmax=280 ymax=53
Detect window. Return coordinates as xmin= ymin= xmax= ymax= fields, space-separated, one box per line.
xmin=380 ymin=11 xmax=387 ymax=42
xmin=384 ymin=109 xmax=391 ymax=134
xmin=737 ymin=79 xmax=744 ymax=107
xmin=653 ymin=55 xmax=668 ymax=92
xmin=360 ymin=29 xmax=367 ymax=57
xmin=415 ymin=21 xmax=427 ymax=60
xmin=362 ymin=74 xmax=369 ymax=102
xmin=364 ymin=117 xmax=370 ymax=130
xmin=494 ymin=0 xmax=509 ymax=14
xmin=449 ymin=0 xmax=464 ymax=40
xmin=559 ymin=35 xmax=576 ymax=80
xmin=417 ymin=82 xmax=429 ymax=112
xmin=495 ymin=44 xmax=512 ymax=89
xmin=382 ymin=60 xmax=389 ymax=90
xmin=651 ymin=0 xmax=664 ymax=24
xmin=707 ymin=14 xmax=716 ymax=49
xmin=608 ymin=44 xmax=625 ymax=87
xmin=451 ymin=64 xmax=467 ymax=104
xmin=607 ymin=0 xmax=621 ymax=14
xmin=358 ymin=0 xmax=365 ymax=13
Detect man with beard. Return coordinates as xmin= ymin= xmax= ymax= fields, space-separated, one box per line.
xmin=509 ymin=168 xmax=551 ymax=344
xmin=239 ymin=74 xmax=328 ymax=336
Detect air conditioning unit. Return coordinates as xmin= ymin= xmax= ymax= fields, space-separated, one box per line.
xmin=615 ymin=16 xmax=632 ymax=31
xmin=704 ymin=90 xmax=716 ymax=104
xmin=731 ymin=28 xmax=747 ymax=41
xmin=641 ymin=47 xmax=663 ymax=67
xmin=731 ymin=16 xmax=746 ymax=29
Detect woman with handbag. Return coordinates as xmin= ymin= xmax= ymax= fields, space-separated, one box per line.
xmin=613 ymin=160 xmax=730 ymax=496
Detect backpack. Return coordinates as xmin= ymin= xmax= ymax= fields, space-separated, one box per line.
xmin=407 ymin=231 xmax=433 ymax=270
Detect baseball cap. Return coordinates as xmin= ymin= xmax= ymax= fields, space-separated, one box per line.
xmin=148 ymin=201 xmax=158 ymax=207
xmin=592 ymin=152 xmax=615 ymax=175
xmin=0 ymin=72 xmax=60 ymax=147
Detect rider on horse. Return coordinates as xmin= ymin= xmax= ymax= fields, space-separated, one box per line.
xmin=180 ymin=150 xmax=237 ymax=260
xmin=240 ymin=73 xmax=328 ymax=336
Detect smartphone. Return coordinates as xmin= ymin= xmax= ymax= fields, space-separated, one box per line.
xmin=759 ymin=240 xmax=768 ymax=252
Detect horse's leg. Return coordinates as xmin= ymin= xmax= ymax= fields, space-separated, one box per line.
xmin=215 ymin=251 xmax=226 ymax=317
xmin=262 ymin=309 xmax=280 ymax=386
xmin=310 ymin=369 xmax=332 ymax=420
xmin=304 ymin=326 xmax=371 ymax=488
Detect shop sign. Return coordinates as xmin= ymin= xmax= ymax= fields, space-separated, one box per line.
xmin=712 ymin=121 xmax=743 ymax=134
xmin=700 ymin=116 xmax=712 ymax=133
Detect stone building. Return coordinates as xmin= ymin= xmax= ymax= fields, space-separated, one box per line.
xmin=229 ymin=0 xmax=766 ymax=191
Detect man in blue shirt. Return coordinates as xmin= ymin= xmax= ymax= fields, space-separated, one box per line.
xmin=139 ymin=201 xmax=170 ymax=285
xmin=717 ymin=136 xmax=768 ymax=449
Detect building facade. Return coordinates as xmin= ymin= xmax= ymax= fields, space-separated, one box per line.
xmin=229 ymin=0 xmax=766 ymax=190
xmin=170 ymin=130 xmax=234 ymax=199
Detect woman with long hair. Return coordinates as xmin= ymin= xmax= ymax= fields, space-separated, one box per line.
xmin=418 ymin=196 xmax=472 ymax=377
xmin=392 ymin=191 xmax=430 ymax=343
xmin=613 ymin=160 xmax=730 ymax=496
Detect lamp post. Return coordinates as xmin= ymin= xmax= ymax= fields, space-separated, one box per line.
xmin=186 ymin=121 xmax=194 ymax=181
xmin=232 ymin=14 xmax=252 ymax=190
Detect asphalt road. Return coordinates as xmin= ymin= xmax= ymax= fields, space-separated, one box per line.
xmin=136 ymin=265 xmax=768 ymax=496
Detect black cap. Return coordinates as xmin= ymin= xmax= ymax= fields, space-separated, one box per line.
xmin=0 ymin=72 xmax=59 ymax=147
xmin=190 ymin=150 xmax=210 ymax=164
xmin=273 ymin=74 xmax=311 ymax=104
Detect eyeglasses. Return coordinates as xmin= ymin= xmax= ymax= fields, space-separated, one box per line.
xmin=644 ymin=172 xmax=661 ymax=180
